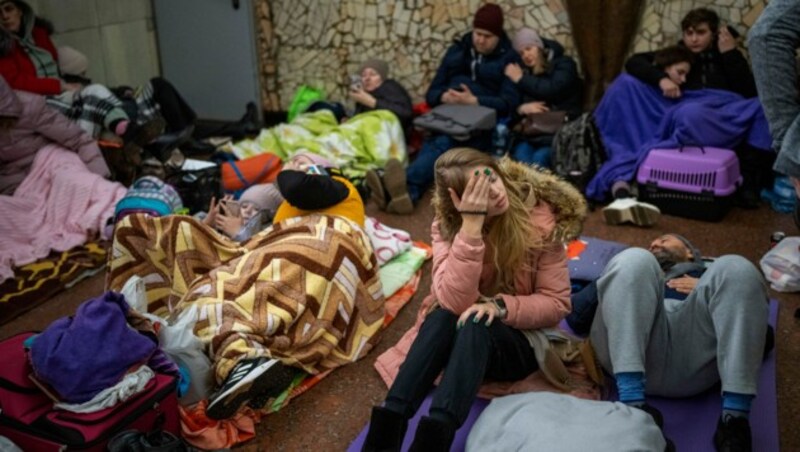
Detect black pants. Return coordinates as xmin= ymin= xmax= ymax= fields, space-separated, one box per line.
xmin=384 ymin=308 xmax=538 ymax=427
xmin=149 ymin=77 xmax=196 ymax=133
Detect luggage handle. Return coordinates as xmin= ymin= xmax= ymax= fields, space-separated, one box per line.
xmin=678 ymin=145 xmax=706 ymax=154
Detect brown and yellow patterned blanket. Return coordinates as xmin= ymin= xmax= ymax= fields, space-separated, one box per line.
xmin=108 ymin=213 xmax=385 ymax=383
xmin=0 ymin=242 xmax=107 ymax=326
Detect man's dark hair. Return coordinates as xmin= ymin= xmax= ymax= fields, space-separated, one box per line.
xmin=654 ymin=45 xmax=695 ymax=69
xmin=681 ymin=7 xmax=719 ymax=34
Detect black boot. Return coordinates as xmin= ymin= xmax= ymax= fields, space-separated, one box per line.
xmin=362 ymin=406 xmax=408 ymax=452
xmin=408 ymin=416 xmax=456 ymax=452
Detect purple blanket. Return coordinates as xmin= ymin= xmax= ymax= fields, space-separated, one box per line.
xmin=586 ymin=74 xmax=773 ymax=200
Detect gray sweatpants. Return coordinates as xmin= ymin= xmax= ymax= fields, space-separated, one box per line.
xmin=590 ymin=248 xmax=768 ymax=397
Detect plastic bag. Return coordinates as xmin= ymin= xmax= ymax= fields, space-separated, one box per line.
xmin=121 ymin=276 xmax=214 ymax=405
xmin=760 ymin=236 xmax=800 ymax=292
xmin=287 ymin=85 xmax=324 ymax=122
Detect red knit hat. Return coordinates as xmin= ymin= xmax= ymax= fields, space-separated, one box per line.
xmin=473 ymin=3 xmax=504 ymax=37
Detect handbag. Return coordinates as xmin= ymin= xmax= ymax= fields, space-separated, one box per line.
xmin=413 ymin=104 xmax=497 ymax=140
xmin=514 ymin=111 xmax=567 ymax=137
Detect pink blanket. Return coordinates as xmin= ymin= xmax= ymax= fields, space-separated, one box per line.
xmin=0 ymin=145 xmax=126 ymax=283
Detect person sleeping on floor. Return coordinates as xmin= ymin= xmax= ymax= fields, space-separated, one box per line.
xmin=566 ymin=233 xmax=773 ymax=452
xmin=107 ymin=151 xmax=380 ymax=420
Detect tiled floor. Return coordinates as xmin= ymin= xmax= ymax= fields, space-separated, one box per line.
xmin=3 ymin=192 xmax=798 ymax=451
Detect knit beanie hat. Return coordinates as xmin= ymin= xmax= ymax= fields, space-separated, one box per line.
xmin=239 ymin=182 xmax=284 ymax=212
xmin=290 ymin=151 xmax=333 ymax=169
xmin=473 ymin=3 xmax=504 ymax=37
xmin=57 ymin=46 xmax=88 ymax=76
xmin=359 ymin=58 xmax=389 ymax=80
xmin=114 ymin=176 xmax=183 ymax=220
xmin=666 ymin=233 xmax=703 ymax=264
xmin=512 ymin=28 xmax=544 ymax=52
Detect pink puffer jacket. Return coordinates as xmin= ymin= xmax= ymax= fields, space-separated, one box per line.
xmin=0 ymin=77 xmax=109 ymax=194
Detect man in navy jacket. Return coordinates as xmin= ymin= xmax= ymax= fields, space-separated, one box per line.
xmin=367 ymin=3 xmax=520 ymax=214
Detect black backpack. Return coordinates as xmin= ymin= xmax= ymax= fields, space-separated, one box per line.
xmin=552 ymin=112 xmax=606 ymax=193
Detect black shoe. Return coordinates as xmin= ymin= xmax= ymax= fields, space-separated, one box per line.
xmin=408 ymin=416 xmax=456 ymax=452
xmin=361 ymin=406 xmax=408 ymax=452
xmin=737 ymin=188 xmax=760 ymax=210
xmin=206 ymin=357 xmax=296 ymax=420
xmin=636 ymin=404 xmax=675 ymax=452
xmin=794 ymin=198 xmax=800 ymax=231
xmin=714 ymin=414 xmax=752 ymax=452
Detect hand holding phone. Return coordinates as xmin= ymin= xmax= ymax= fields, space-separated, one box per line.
xmin=221 ymin=200 xmax=241 ymax=217
xmin=349 ymin=74 xmax=363 ymax=91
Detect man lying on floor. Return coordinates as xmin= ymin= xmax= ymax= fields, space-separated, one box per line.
xmin=107 ymin=151 xmax=382 ymax=420
xmin=567 ymin=233 xmax=771 ymax=452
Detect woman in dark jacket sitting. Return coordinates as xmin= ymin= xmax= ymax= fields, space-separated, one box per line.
xmin=505 ymin=28 xmax=581 ymax=168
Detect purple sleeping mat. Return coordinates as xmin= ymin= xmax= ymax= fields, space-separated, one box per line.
xmin=349 ymin=300 xmax=779 ymax=452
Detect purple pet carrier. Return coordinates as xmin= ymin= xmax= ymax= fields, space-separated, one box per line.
xmin=636 ymin=146 xmax=742 ymax=221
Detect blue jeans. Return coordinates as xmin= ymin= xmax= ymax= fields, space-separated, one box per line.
xmin=749 ymin=0 xmax=800 ymax=178
xmin=511 ymin=141 xmax=552 ymax=168
xmin=406 ymin=133 xmax=491 ymax=203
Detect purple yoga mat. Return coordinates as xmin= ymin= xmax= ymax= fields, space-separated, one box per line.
xmin=349 ymin=300 xmax=779 ymax=452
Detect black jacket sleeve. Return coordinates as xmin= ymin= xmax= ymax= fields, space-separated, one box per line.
xmin=276 ymin=170 xmax=349 ymax=210
xmin=720 ymin=49 xmax=757 ymax=98
xmin=373 ymin=80 xmax=414 ymax=126
xmin=516 ymin=57 xmax=580 ymax=105
xmin=624 ymin=51 xmax=668 ymax=87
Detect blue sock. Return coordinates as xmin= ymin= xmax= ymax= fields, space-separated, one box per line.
xmin=722 ymin=392 xmax=754 ymax=419
xmin=616 ymin=371 xmax=645 ymax=405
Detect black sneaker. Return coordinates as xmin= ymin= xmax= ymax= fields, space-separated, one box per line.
xmin=206 ymin=357 xmax=296 ymax=420
xmin=713 ymin=414 xmax=752 ymax=452
xmin=636 ymin=404 xmax=675 ymax=452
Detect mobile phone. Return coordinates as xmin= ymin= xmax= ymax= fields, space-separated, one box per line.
xmin=222 ymin=200 xmax=240 ymax=217
xmin=349 ymin=74 xmax=362 ymax=91
xmin=306 ymin=164 xmax=328 ymax=176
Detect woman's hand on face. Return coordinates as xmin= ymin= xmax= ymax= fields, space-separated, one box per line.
xmin=457 ymin=302 xmax=501 ymax=328
xmin=449 ymin=169 xmax=491 ymax=215
xmin=504 ymin=63 xmax=524 ymax=83
xmin=659 ymin=78 xmax=682 ymax=99
xmin=518 ymin=101 xmax=549 ymax=115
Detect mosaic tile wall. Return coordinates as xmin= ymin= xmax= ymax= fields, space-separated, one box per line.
xmin=255 ymin=0 xmax=766 ymax=112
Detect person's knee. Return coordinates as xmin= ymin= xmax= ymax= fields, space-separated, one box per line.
xmin=608 ymin=247 xmax=659 ymax=272
xmin=423 ymin=308 xmax=459 ymax=330
xmin=457 ymin=312 xmax=493 ymax=338
xmin=709 ymin=255 xmax=761 ymax=282
xmin=81 ymin=83 xmax=114 ymax=97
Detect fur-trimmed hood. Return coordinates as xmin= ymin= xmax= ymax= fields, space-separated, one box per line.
xmin=499 ymin=157 xmax=587 ymax=244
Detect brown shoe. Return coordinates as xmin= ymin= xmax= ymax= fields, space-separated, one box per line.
xmin=365 ymin=169 xmax=388 ymax=210
xmin=383 ymin=158 xmax=413 ymax=215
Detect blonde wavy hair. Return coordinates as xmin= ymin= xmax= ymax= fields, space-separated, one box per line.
xmin=432 ymin=148 xmax=545 ymax=293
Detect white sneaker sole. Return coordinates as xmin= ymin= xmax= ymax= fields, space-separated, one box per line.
xmin=603 ymin=203 xmax=660 ymax=227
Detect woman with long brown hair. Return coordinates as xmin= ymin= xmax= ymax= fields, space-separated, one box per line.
xmin=362 ymin=148 xmax=586 ymax=451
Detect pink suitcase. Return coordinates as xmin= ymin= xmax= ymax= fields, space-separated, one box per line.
xmin=0 ymin=332 xmax=180 ymax=451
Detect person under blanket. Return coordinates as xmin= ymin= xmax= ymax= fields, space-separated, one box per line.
xmin=589 ymin=7 xmax=772 ymax=205
xmin=200 ymin=183 xmax=283 ymax=242
xmin=361 ymin=148 xmax=586 ymax=452
xmin=0 ymin=75 xmax=109 ymax=194
xmin=568 ymin=233 xmax=770 ymax=451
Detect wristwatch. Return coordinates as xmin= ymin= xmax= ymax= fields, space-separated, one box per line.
xmin=492 ymin=297 xmax=507 ymax=319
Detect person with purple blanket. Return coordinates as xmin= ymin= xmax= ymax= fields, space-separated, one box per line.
xmin=569 ymin=233 xmax=771 ymax=452
xmin=589 ymin=7 xmax=773 ymax=214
